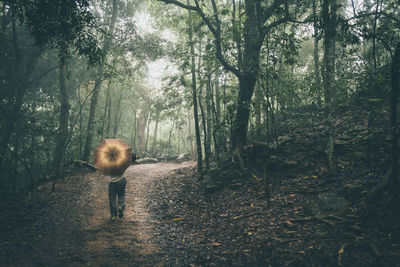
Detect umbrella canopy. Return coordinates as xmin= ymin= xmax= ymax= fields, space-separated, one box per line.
xmin=93 ymin=139 xmax=132 ymax=176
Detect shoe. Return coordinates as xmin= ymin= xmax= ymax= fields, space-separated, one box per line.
xmin=118 ymin=206 xmax=124 ymax=218
xmin=111 ymin=215 xmax=117 ymax=221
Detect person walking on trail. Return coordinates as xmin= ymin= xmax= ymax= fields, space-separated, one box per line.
xmin=108 ymin=172 xmax=127 ymax=220
xmin=93 ymin=139 xmax=132 ymax=221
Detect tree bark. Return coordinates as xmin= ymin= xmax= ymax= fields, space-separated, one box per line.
xmin=312 ymin=0 xmax=322 ymax=107
xmin=51 ymin=54 xmax=70 ymax=175
xmin=137 ymin=100 xmax=149 ymax=153
xmin=145 ymin=112 xmax=152 ymax=154
xmin=152 ymin=107 xmax=161 ymax=154
xmin=199 ymin=84 xmax=209 ymax=170
xmin=390 ymin=42 xmax=400 ymax=204
xmin=322 ymin=0 xmax=337 ymax=168
xmin=188 ymin=1 xmax=203 ymax=177
xmin=206 ymin=75 xmax=213 ymax=163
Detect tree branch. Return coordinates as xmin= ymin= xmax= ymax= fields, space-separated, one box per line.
xmin=158 ymin=0 xmax=197 ymax=11
xmin=159 ymin=0 xmax=240 ymax=78
xmin=345 ymin=11 xmax=400 ymax=25
xmin=194 ymin=0 xmax=240 ymax=77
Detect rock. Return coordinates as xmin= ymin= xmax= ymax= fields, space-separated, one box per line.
xmin=176 ymin=153 xmax=191 ymax=162
xmin=136 ymin=157 xmax=159 ymax=164
xmin=304 ymin=193 xmax=350 ymax=216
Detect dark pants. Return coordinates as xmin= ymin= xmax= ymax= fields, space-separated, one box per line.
xmin=108 ymin=178 xmax=126 ymax=217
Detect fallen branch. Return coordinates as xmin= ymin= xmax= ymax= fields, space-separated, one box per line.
xmin=233 ymin=211 xmax=263 ymax=220
xmin=66 ymin=160 xmax=97 ymax=171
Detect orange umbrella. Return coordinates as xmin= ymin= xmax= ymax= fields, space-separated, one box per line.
xmin=93 ymin=139 xmax=132 ymax=176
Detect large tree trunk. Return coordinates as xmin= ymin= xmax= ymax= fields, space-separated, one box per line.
xmin=82 ymin=0 xmax=118 ymax=161
xmin=51 ymin=54 xmax=70 ymax=174
xmin=390 ymin=42 xmax=400 ymax=204
xmin=322 ymin=0 xmax=337 ymax=168
xmin=188 ymin=2 xmax=203 ymax=177
xmin=231 ymin=0 xmax=262 ymax=154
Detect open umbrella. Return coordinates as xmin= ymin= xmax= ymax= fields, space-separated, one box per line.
xmin=93 ymin=139 xmax=132 ymax=176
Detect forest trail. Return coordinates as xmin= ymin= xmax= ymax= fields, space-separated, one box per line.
xmin=81 ymin=162 xmax=195 ymax=266
xmin=0 ymin=161 xmax=196 ymax=267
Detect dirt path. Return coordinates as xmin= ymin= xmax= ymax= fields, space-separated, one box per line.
xmin=81 ymin=162 xmax=195 ymax=266
xmin=0 ymin=161 xmax=195 ymax=267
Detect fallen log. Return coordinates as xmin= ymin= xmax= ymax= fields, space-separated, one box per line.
xmin=66 ymin=160 xmax=97 ymax=171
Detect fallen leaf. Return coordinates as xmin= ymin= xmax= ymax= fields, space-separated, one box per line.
xmin=243 ymin=249 xmax=250 ymax=252
xmin=285 ymin=220 xmax=294 ymax=226
xmin=212 ymin=242 xmax=221 ymax=246
xmin=172 ymin=217 xmax=184 ymax=221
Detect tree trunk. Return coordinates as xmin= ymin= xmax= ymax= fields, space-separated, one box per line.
xmin=313 ymin=0 xmax=322 ymax=107
xmin=100 ymin=79 xmax=112 ymax=140
xmin=51 ymin=54 xmax=70 ymax=175
xmin=130 ymin=109 xmax=137 ymax=151
xmin=168 ymin=121 xmax=175 ymax=149
xmin=322 ymin=0 xmax=336 ymax=168
xmin=188 ymin=109 xmax=194 ymax=157
xmin=152 ymin=107 xmax=161 ymax=154
xmin=82 ymin=0 xmax=118 ymax=161
xmin=188 ymin=2 xmax=203 ymax=177
xmin=232 ymin=0 xmax=262 ymax=155
xmin=199 ymin=84 xmax=209 ymax=170
xmin=206 ymin=75 xmax=213 ymax=164
xmin=145 ymin=112 xmax=152 ymax=154
xmin=390 ymin=42 xmax=400 ymax=204
xmin=137 ymin=101 xmax=149 ymax=153
xmin=113 ymin=87 xmax=124 ymax=138
xmin=255 ymin=84 xmax=263 ymax=139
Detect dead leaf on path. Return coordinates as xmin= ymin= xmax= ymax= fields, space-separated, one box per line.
xmin=219 ymin=214 xmax=228 ymax=217
xmin=172 ymin=217 xmax=184 ymax=221
xmin=285 ymin=220 xmax=294 ymax=226
xmin=212 ymin=242 xmax=221 ymax=246
xmin=243 ymin=249 xmax=250 ymax=252
xmin=252 ymin=174 xmax=261 ymax=181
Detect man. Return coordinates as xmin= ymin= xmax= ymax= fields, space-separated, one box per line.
xmin=108 ymin=172 xmax=127 ymax=220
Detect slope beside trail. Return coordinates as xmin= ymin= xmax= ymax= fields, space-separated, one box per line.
xmin=0 ymin=161 xmax=196 ymax=267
